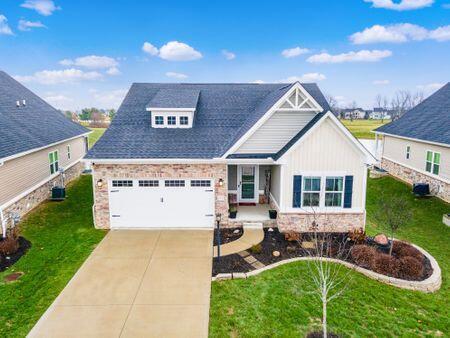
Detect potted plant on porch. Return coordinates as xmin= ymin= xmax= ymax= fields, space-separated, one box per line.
xmin=268 ymin=209 xmax=277 ymax=219
xmin=228 ymin=205 xmax=237 ymax=219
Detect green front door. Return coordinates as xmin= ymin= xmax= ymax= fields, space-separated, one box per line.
xmin=241 ymin=166 xmax=255 ymax=200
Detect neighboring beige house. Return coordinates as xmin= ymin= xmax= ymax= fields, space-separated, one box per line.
xmin=375 ymin=83 xmax=450 ymax=202
xmin=0 ymin=71 xmax=90 ymax=234
xmin=86 ymin=82 xmax=375 ymax=232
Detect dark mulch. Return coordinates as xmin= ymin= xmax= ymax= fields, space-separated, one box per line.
xmin=212 ymin=228 xmax=432 ymax=281
xmin=0 ymin=237 xmax=31 ymax=272
xmin=212 ymin=254 xmax=254 ymax=276
xmin=307 ymin=332 xmax=341 ymax=338
xmin=213 ymin=227 xmax=243 ymax=246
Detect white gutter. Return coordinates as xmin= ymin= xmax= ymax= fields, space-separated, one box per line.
xmin=83 ymin=157 xmax=276 ymax=165
xmin=0 ymin=132 xmax=91 ymax=164
xmin=374 ymin=131 xmax=450 ymax=148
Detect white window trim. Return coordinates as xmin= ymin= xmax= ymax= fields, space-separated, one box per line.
xmin=406 ymin=145 xmax=410 ymax=160
xmin=151 ymin=111 xmax=193 ymax=128
xmin=67 ymin=145 xmax=71 ymax=160
xmin=48 ymin=150 xmax=59 ymax=175
xmin=425 ymin=150 xmax=440 ymax=175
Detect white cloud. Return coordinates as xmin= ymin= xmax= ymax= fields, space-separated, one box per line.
xmin=14 ymin=68 xmax=102 ymax=85
xmin=252 ymin=80 xmax=265 ymax=84
xmin=142 ymin=42 xmax=158 ymax=56
xmin=279 ymin=73 xmax=327 ymax=83
xmin=350 ymin=23 xmax=450 ymax=44
xmin=373 ymin=79 xmax=390 ymax=85
xmin=281 ymin=46 xmax=310 ymax=58
xmin=21 ymin=0 xmax=61 ymax=16
xmin=142 ymin=41 xmax=202 ymax=61
xmin=0 ymin=14 xmax=13 ymax=35
xmin=18 ymin=19 xmax=46 ymax=31
xmin=307 ymin=50 xmax=392 ymax=63
xmin=364 ymin=0 xmax=434 ymax=11
xmin=222 ymin=50 xmax=236 ymax=60
xmin=91 ymin=89 xmax=128 ymax=109
xmin=59 ymin=55 xmax=119 ymax=69
xmin=416 ymin=83 xmax=444 ymax=93
xmin=44 ymin=94 xmax=73 ymax=109
xmin=165 ymin=72 xmax=188 ymax=79
xmin=106 ymin=67 xmax=121 ymax=76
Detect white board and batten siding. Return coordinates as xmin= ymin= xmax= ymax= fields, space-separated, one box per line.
xmin=234 ymin=110 xmax=317 ymax=154
xmin=280 ymin=117 xmax=367 ymax=212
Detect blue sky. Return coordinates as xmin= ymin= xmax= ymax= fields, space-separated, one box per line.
xmin=1 ymin=0 xmax=449 ymax=110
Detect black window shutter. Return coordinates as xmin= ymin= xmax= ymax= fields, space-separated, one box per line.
xmin=344 ymin=175 xmax=353 ymax=208
xmin=293 ymin=175 xmax=302 ymax=208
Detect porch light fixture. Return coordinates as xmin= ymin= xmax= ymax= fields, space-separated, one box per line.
xmin=218 ymin=178 xmax=224 ymax=187
xmin=97 ymin=179 xmax=103 ymax=188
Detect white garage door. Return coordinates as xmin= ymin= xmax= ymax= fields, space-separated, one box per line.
xmin=108 ymin=179 xmax=215 ymax=229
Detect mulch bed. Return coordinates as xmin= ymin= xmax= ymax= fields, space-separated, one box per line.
xmin=213 ymin=227 xmax=243 ymax=246
xmin=212 ymin=228 xmax=432 ymax=281
xmin=0 ymin=237 xmax=31 ymax=272
xmin=212 ymin=254 xmax=254 ymax=276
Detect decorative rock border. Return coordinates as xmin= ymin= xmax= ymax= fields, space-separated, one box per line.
xmin=212 ymin=241 xmax=441 ymax=293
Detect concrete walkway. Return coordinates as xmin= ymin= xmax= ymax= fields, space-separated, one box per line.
xmin=213 ymin=224 xmax=264 ymax=257
xmin=29 ymin=230 xmax=213 ymax=338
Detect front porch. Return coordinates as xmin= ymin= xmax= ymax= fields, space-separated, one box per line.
xmin=234 ymin=204 xmax=271 ymax=222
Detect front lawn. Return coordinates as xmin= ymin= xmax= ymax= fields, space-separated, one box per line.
xmin=0 ymin=175 xmax=105 ymax=337
xmin=209 ymin=176 xmax=449 ymax=337
xmin=341 ymin=119 xmax=390 ymax=139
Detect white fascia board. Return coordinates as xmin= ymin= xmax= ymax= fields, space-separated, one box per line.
xmin=146 ymin=107 xmax=196 ymax=112
xmin=374 ymin=131 xmax=450 ymax=148
xmin=276 ymin=111 xmax=377 ymax=165
xmin=223 ymin=158 xmax=275 ymax=165
xmin=221 ymin=82 xmax=323 ymax=158
xmin=0 ymin=132 xmax=91 ymax=164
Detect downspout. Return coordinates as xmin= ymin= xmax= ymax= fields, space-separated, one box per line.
xmin=0 ymin=208 xmax=6 ymax=238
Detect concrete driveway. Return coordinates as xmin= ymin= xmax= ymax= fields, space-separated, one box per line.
xmin=29 ymin=230 xmax=213 ymax=338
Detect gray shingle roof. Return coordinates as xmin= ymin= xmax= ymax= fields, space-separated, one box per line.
xmin=0 ymin=71 xmax=89 ymax=160
xmin=375 ymin=83 xmax=450 ymax=145
xmin=148 ymin=89 xmax=200 ymax=109
xmin=86 ymin=82 xmax=330 ymax=159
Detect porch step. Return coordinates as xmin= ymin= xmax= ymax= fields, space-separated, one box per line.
xmin=243 ymin=222 xmax=263 ymax=229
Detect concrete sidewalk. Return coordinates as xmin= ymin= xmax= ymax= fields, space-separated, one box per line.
xmin=28 ymin=230 xmax=213 ymax=338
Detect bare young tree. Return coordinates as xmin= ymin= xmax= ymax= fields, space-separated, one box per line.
xmin=390 ymin=90 xmax=425 ymax=119
xmin=374 ymin=193 xmax=413 ymax=256
xmin=325 ymin=94 xmax=339 ymax=115
xmin=300 ymin=215 xmax=353 ymax=337
xmin=374 ymin=94 xmax=390 ymax=122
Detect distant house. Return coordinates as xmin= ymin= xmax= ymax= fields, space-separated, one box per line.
xmin=374 ymin=83 xmax=450 ymax=202
xmin=0 ymin=71 xmax=90 ymax=234
xmin=341 ymin=108 xmax=366 ymax=120
xmin=370 ymin=108 xmax=392 ymax=120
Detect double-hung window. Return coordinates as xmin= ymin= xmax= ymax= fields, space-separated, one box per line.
xmin=325 ymin=177 xmax=344 ymax=207
xmin=167 ymin=116 xmax=176 ymax=125
xmin=49 ymin=150 xmax=59 ymax=174
xmin=180 ymin=116 xmax=189 ymax=125
xmin=406 ymin=146 xmax=410 ymax=160
xmin=67 ymin=145 xmax=71 ymax=160
xmin=426 ymin=151 xmax=440 ymax=175
xmin=302 ymin=177 xmax=321 ymax=207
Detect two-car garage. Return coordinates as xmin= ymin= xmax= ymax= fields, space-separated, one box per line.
xmin=108 ymin=178 xmax=215 ymax=229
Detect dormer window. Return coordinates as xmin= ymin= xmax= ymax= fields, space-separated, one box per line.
xmin=167 ymin=116 xmax=177 ymax=125
xmin=180 ymin=116 xmax=189 ymax=125
xmin=155 ymin=116 xmax=164 ymax=125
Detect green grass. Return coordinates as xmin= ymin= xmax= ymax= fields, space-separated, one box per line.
xmin=341 ymin=120 xmax=390 ymax=139
xmin=209 ymin=176 xmax=450 ymax=337
xmin=0 ymin=176 xmax=106 ymax=337
xmin=87 ymin=128 xmax=105 ymax=148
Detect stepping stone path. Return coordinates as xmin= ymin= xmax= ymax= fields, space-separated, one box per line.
xmin=239 ymin=250 xmax=265 ymax=269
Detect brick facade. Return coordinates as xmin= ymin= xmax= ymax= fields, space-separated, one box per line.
xmin=3 ymin=161 xmax=84 ymax=229
xmin=92 ymin=163 xmax=229 ymax=229
xmin=381 ymin=158 xmax=450 ymax=203
xmin=277 ymin=212 xmax=365 ymax=232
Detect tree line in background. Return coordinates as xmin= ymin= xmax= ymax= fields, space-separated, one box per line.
xmin=326 ymin=89 xmax=425 ymax=121
xmin=62 ymin=108 xmax=116 ymax=128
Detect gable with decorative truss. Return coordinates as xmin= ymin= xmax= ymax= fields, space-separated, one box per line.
xmin=233 ymin=83 xmax=324 ymax=155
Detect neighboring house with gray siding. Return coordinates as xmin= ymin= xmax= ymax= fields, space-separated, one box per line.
xmin=0 ymin=71 xmax=90 ymax=234
xmin=86 ymin=82 xmax=375 ymax=232
xmin=375 ymin=83 xmax=450 ymax=202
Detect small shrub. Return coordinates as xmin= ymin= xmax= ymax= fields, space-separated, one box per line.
xmin=399 ymin=256 xmax=424 ymax=279
xmin=372 ymin=253 xmax=401 ymax=278
xmin=350 ymin=245 xmax=377 ymax=268
xmin=284 ymin=231 xmax=301 ymax=242
xmin=249 ymin=243 xmax=262 ymax=254
xmin=0 ymin=236 xmax=20 ymax=256
xmin=348 ymin=228 xmax=367 ymax=244
xmin=392 ymin=241 xmax=423 ymax=261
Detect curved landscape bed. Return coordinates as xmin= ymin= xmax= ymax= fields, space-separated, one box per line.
xmin=213 ymin=240 xmax=441 ymax=293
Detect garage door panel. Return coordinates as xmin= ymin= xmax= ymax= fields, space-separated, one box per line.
xmin=108 ymin=179 xmax=214 ymax=229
